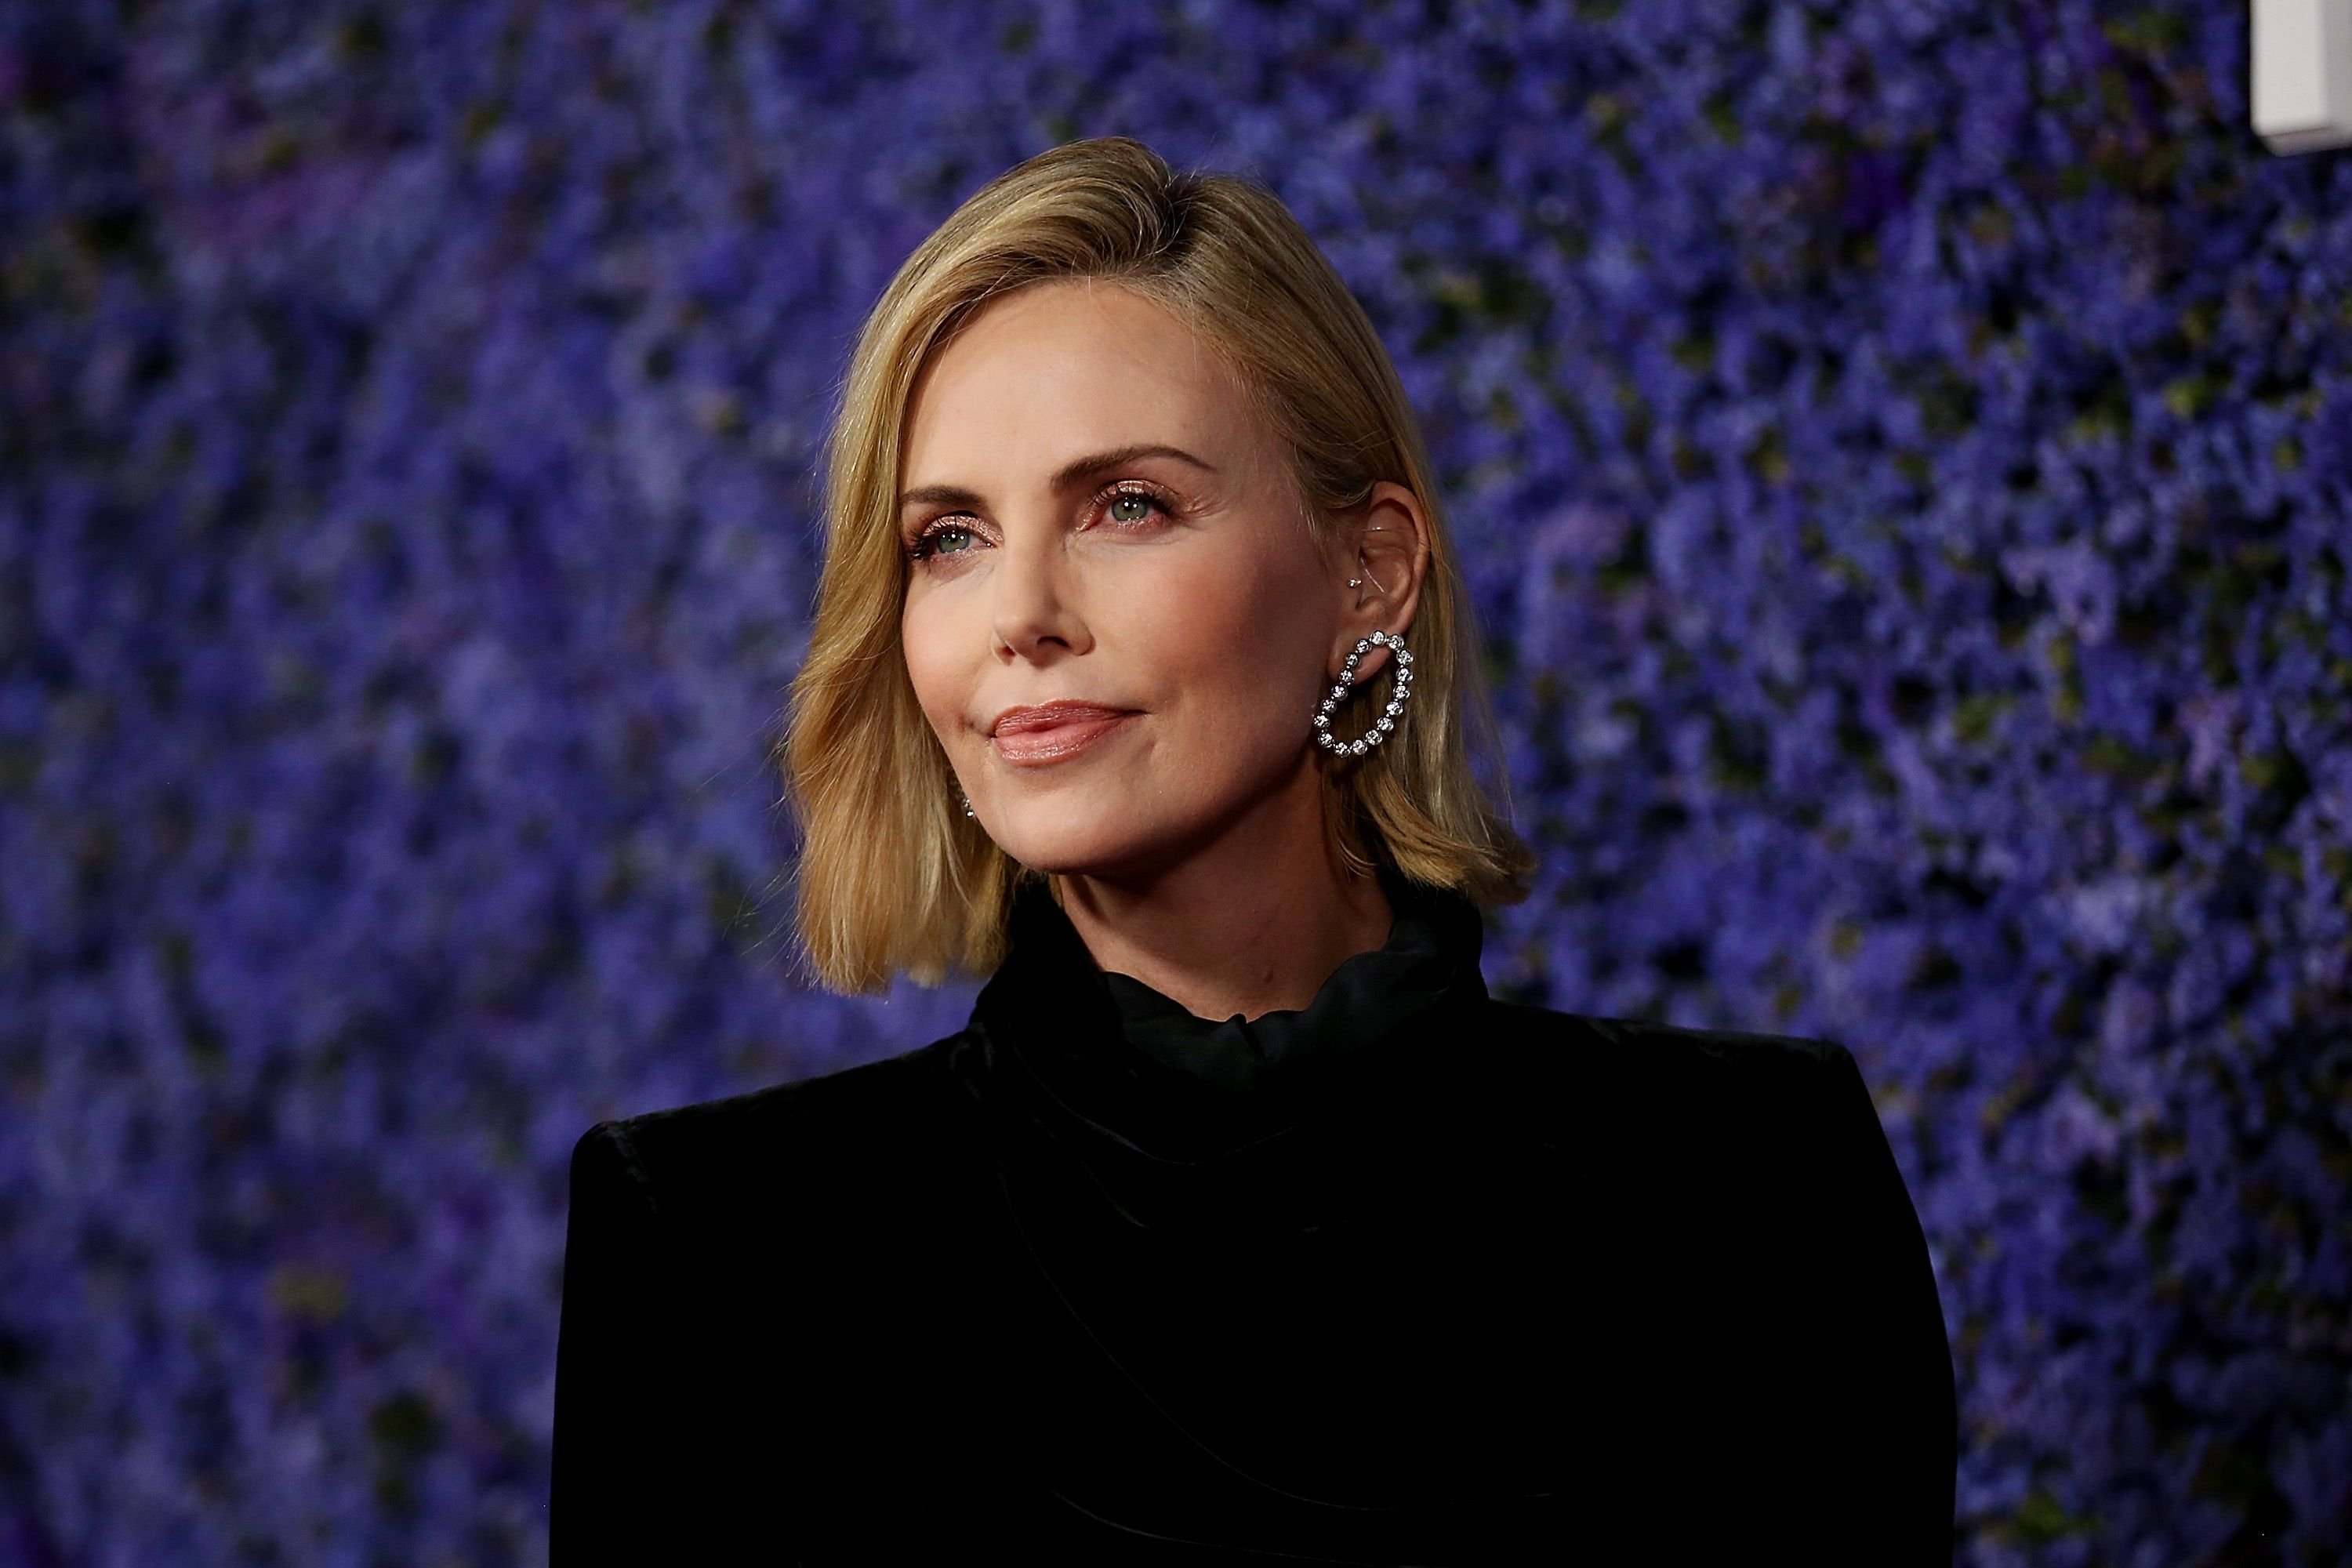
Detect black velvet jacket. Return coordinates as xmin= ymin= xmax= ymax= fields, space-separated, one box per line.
xmin=550 ymin=873 xmax=1957 ymax=1563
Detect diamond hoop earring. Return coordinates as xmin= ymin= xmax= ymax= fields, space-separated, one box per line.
xmin=1312 ymin=630 xmax=1413 ymax=758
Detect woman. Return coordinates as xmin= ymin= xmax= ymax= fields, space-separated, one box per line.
xmin=549 ymin=136 xmax=1956 ymax=1563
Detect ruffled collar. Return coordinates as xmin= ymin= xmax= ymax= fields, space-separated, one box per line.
xmin=1096 ymin=868 xmax=1472 ymax=1095
xmin=957 ymin=863 xmax=1491 ymax=1229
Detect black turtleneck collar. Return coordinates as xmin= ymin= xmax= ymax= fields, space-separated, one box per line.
xmin=1096 ymin=864 xmax=1476 ymax=1094
xmin=960 ymin=862 xmax=1492 ymax=1188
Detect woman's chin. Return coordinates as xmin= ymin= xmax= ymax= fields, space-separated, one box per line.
xmin=986 ymin=812 xmax=1195 ymax=884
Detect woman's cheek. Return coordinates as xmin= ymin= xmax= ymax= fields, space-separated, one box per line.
xmin=902 ymin=627 xmax=965 ymax=746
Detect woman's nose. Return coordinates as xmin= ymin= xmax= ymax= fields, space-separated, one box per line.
xmin=989 ymin=524 xmax=1089 ymax=661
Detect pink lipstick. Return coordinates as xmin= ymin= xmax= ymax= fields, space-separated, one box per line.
xmin=989 ymin=702 xmax=1139 ymax=766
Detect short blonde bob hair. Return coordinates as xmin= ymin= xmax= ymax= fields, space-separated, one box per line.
xmin=782 ymin=136 xmax=1533 ymax=994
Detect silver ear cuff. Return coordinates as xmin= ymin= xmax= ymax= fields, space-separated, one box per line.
xmin=1312 ymin=630 xmax=1411 ymax=758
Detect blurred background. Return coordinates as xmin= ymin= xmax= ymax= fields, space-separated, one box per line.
xmin=3 ymin=1 xmax=2348 ymax=1563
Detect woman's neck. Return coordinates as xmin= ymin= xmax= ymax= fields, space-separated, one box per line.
xmin=1051 ymin=774 xmax=1393 ymax=1024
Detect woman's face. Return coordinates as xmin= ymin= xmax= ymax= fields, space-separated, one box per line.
xmin=897 ymin=279 xmax=1351 ymax=882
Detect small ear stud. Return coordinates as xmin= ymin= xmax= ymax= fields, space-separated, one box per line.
xmin=960 ymin=793 xmax=974 ymax=818
xmin=1348 ymin=577 xmax=1362 ymax=588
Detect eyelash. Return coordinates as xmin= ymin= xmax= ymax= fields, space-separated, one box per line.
xmin=904 ymin=481 xmax=1175 ymax=564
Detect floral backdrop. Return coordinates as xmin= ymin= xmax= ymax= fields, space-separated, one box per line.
xmin=3 ymin=1 xmax=2347 ymax=1563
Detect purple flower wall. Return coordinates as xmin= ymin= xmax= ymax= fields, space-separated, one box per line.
xmin=3 ymin=1 xmax=2347 ymax=1562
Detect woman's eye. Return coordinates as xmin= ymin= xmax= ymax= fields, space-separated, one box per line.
xmin=1101 ymin=487 xmax=1172 ymax=528
xmin=910 ymin=521 xmax=979 ymax=562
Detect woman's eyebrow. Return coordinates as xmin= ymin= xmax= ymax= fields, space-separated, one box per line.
xmin=897 ymin=482 xmax=985 ymax=514
xmin=1047 ymin=443 xmax=1217 ymax=490
xmin=895 ymin=444 xmax=1217 ymax=512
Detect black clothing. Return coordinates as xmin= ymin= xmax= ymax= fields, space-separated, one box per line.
xmin=550 ymin=872 xmax=1957 ymax=1564
xmin=1096 ymin=868 xmax=1462 ymax=1094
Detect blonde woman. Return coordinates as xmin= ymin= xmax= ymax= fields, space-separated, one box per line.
xmin=549 ymin=137 xmax=1955 ymax=1564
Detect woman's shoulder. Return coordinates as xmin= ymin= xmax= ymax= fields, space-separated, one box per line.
xmin=1466 ymin=996 xmax=1897 ymax=1182
xmin=567 ymin=1035 xmax=969 ymax=1221
xmin=1472 ymin=997 xmax=1929 ymax=1261
xmin=1475 ymin=995 xmax=1867 ymax=1102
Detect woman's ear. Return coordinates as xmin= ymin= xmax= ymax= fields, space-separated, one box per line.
xmin=1328 ymin=481 xmax=1432 ymax=679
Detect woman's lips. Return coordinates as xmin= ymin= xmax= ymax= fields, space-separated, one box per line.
xmin=990 ymin=710 xmax=1138 ymax=765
